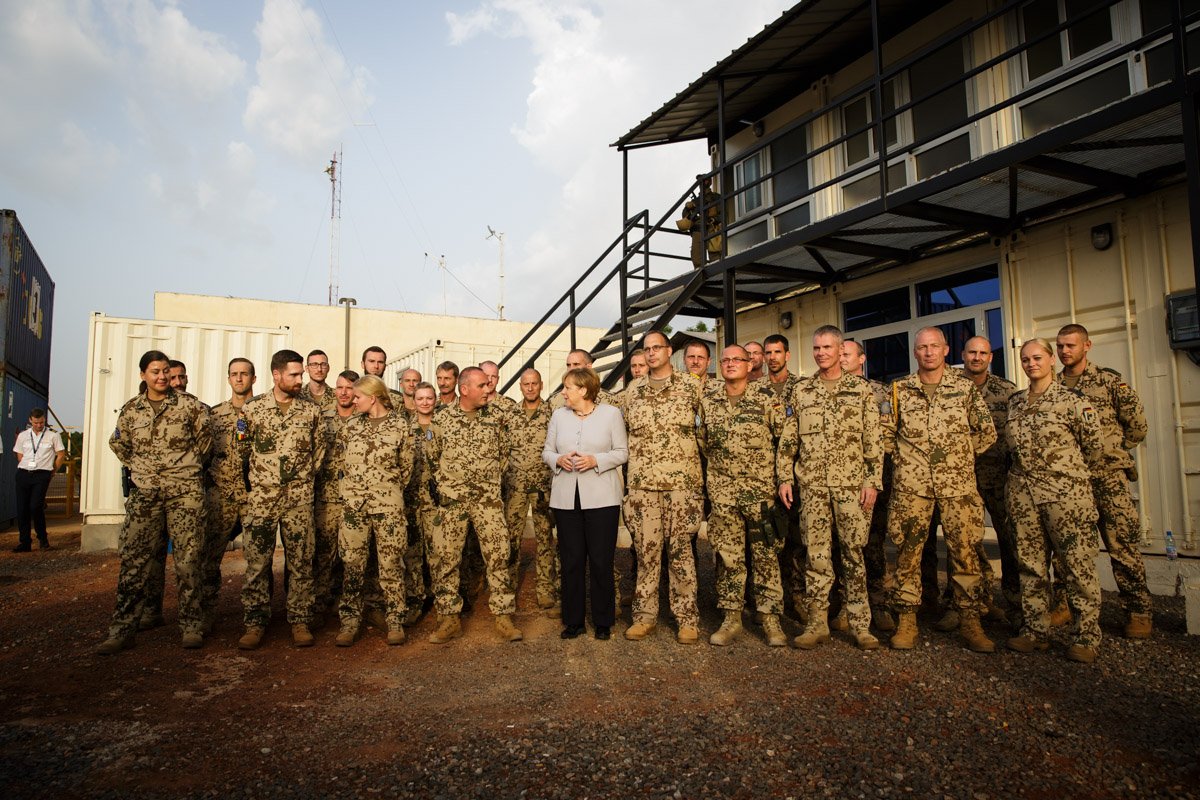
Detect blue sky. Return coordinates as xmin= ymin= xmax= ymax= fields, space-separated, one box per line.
xmin=0 ymin=0 xmax=794 ymax=426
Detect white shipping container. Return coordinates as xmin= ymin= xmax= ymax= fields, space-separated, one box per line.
xmin=80 ymin=313 xmax=292 ymax=551
xmin=384 ymin=339 xmax=605 ymax=399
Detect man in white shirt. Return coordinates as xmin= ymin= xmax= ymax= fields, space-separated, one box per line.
xmin=12 ymin=408 xmax=66 ymax=551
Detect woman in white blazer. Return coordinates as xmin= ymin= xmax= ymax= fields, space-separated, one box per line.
xmin=543 ymin=367 xmax=628 ymax=640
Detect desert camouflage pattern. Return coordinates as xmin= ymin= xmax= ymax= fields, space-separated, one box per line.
xmin=972 ymin=371 xmax=1019 ymax=608
xmin=337 ymin=412 xmax=414 ymax=628
xmin=1091 ymin=469 xmax=1152 ymax=614
xmin=504 ymin=400 xmax=557 ymax=606
xmin=863 ymin=378 xmax=891 ymax=610
xmin=755 ymin=373 xmax=804 ymax=608
xmin=238 ymin=393 xmax=326 ymax=627
xmin=107 ymin=390 xmax=212 ymax=638
xmin=1054 ymin=361 xmax=1147 ymax=471
xmin=201 ymin=399 xmax=250 ymax=617
xmin=299 ymin=382 xmax=336 ymax=413
xmin=1006 ymin=381 xmax=1104 ymax=502
xmin=798 ymin=486 xmax=871 ymax=630
xmin=618 ymin=371 xmax=703 ymax=492
xmin=623 ymin=489 xmax=704 ymax=628
xmin=313 ymin=410 xmax=353 ymax=614
xmin=404 ymin=421 xmax=438 ymax=609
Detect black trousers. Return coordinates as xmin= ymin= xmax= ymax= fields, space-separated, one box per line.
xmin=555 ymin=492 xmax=619 ymax=629
xmin=15 ymin=469 xmax=53 ymax=546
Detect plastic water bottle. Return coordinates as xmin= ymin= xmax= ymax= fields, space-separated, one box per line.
xmin=1165 ymin=530 xmax=1177 ymax=561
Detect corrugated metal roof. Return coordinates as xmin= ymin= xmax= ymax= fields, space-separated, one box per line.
xmin=614 ymin=0 xmax=951 ymax=149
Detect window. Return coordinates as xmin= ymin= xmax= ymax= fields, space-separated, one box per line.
xmin=1022 ymin=0 xmax=1115 ymax=82
xmin=916 ymin=266 xmax=1002 ymax=316
xmin=772 ymin=126 xmax=809 ymax=205
xmin=1021 ymin=62 xmax=1130 ymax=136
xmin=727 ymin=221 xmax=769 ymax=255
xmin=861 ymin=333 xmax=911 ymax=385
xmin=1142 ymin=0 xmax=1200 ymax=86
xmin=733 ymin=151 xmax=769 ymax=218
xmin=844 ymin=287 xmax=911 ymax=332
xmin=841 ymin=79 xmax=903 ymax=167
xmin=910 ymin=42 xmax=970 ymax=144
xmin=843 ymin=162 xmax=908 ymax=208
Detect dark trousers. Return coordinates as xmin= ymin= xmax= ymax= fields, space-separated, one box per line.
xmin=15 ymin=469 xmax=53 ymax=546
xmin=555 ymin=493 xmax=619 ymax=629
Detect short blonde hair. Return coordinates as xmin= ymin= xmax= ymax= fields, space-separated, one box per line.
xmin=1020 ymin=338 xmax=1055 ymax=358
xmin=563 ymin=367 xmax=600 ymax=402
xmin=352 ymin=374 xmax=394 ymax=410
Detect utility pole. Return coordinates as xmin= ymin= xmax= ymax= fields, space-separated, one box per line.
xmin=339 ymin=296 xmax=356 ymax=370
xmin=486 ymin=226 xmax=505 ymax=320
xmin=325 ymin=148 xmax=343 ymax=306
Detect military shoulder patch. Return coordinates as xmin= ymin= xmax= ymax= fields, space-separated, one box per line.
xmin=1081 ymin=405 xmax=1098 ymax=425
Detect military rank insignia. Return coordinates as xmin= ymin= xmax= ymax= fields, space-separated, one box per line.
xmin=235 ymin=418 xmax=249 ymax=442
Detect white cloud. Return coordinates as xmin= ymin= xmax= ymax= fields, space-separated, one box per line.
xmin=244 ymin=0 xmax=372 ymax=163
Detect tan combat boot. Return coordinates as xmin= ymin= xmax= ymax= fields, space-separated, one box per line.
xmin=495 ymin=614 xmax=523 ymax=642
xmin=677 ymin=626 xmax=699 ymax=645
xmin=854 ymin=631 xmax=881 ymax=651
xmin=872 ymin=608 xmax=895 ymax=632
xmin=386 ymin=625 xmax=406 ymax=646
xmin=708 ymin=611 xmax=743 ymax=646
xmin=96 ymin=634 xmax=135 ymax=655
xmin=890 ymin=613 xmax=918 ymax=650
xmin=761 ymin=614 xmax=787 ymax=647
xmin=793 ymin=617 xmax=831 ymax=650
xmin=292 ymin=624 xmax=315 ymax=648
xmin=1066 ymin=643 xmax=1097 ymax=664
xmin=1123 ymin=613 xmax=1153 ymax=639
xmin=138 ymin=614 xmax=165 ymax=632
xmin=933 ymin=608 xmax=960 ymax=632
xmin=365 ymin=608 xmax=388 ymax=630
xmin=624 ymin=621 xmax=656 ymax=641
xmin=829 ymin=609 xmax=849 ymax=632
xmin=1005 ymin=634 xmax=1049 ymax=653
xmin=335 ymin=624 xmax=360 ymax=647
xmin=428 ymin=614 xmax=462 ymax=644
xmin=958 ymin=612 xmax=995 ymax=653
xmin=181 ymin=632 xmax=204 ymax=650
xmin=238 ymin=626 xmax=266 ymax=650
xmin=1048 ymin=600 xmax=1072 ymax=627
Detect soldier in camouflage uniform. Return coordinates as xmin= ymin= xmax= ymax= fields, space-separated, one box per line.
xmin=1005 ymin=339 xmax=1105 ymax=663
xmin=360 ymin=345 xmax=407 ymax=414
xmin=398 ymin=368 xmax=421 ymax=417
xmin=884 ymin=328 xmax=997 ymax=653
xmin=628 ymin=348 xmax=648 ymax=381
xmin=299 ymin=350 xmax=336 ymax=412
xmin=760 ymin=334 xmax=805 ymax=621
xmin=700 ymin=345 xmax=787 ymax=647
xmin=335 ymin=375 xmax=415 ymax=646
xmin=480 ymin=360 xmax=518 ymax=415
xmin=237 ymin=350 xmax=327 ymax=650
xmin=618 ymin=331 xmax=705 ymax=644
xmin=313 ymin=370 xmax=358 ymax=622
xmin=548 ymin=349 xmax=618 ymax=410
xmin=426 ymin=367 xmax=523 ymax=644
xmin=404 ymin=382 xmax=441 ymax=621
xmin=504 ymin=368 xmax=559 ymax=609
xmin=778 ymin=327 xmax=883 ymax=651
xmin=744 ymin=341 xmax=764 ymax=382
xmin=1055 ymin=324 xmax=1153 ymax=638
xmin=200 ymin=357 xmax=256 ymax=632
xmin=98 ymin=350 xmax=212 ymax=654
xmin=435 ymin=361 xmax=459 ymax=407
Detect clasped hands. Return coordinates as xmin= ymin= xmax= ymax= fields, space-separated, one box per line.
xmin=556 ymin=451 xmax=598 ymax=472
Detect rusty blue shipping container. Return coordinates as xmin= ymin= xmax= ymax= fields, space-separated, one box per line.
xmin=0 ymin=374 xmax=52 ymax=526
xmin=1 ymin=210 xmax=55 ymax=395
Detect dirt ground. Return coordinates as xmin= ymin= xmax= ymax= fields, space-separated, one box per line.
xmin=1 ymin=516 xmax=1198 ymax=799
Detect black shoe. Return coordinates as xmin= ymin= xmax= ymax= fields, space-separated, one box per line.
xmin=11 ymin=543 xmax=31 ymax=553
xmin=594 ymin=627 xmax=611 ymax=641
xmin=560 ymin=625 xmax=585 ymax=640
xmin=37 ymin=540 xmax=51 ymax=550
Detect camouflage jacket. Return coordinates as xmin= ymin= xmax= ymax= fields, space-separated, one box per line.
xmin=430 ymin=402 xmax=509 ymax=502
xmin=504 ymin=400 xmax=553 ymax=494
xmin=699 ymin=381 xmax=782 ymax=508
xmin=776 ymin=373 xmax=883 ymax=491
xmin=110 ymin=390 xmax=211 ymax=494
xmin=618 ymin=370 xmax=703 ymax=492
xmin=316 ymin=410 xmax=355 ymax=505
xmin=238 ymin=393 xmax=326 ymax=504
xmin=405 ymin=421 xmax=438 ymax=510
xmin=338 ymin=412 xmax=414 ymax=513
xmin=207 ymin=400 xmax=248 ymax=499
xmin=883 ymin=369 xmax=996 ymax=498
xmin=1006 ymin=381 xmax=1104 ymax=505
xmin=960 ymin=370 xmax=1017 ymax=474
xmin=299 ymin=383 xmax=336 ymax=413
xmin=1054 ymin=361 xmax=1147 ymax=472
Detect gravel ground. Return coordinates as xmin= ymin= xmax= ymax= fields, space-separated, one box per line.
xmin=0 ymin=520 xmax=1197 ymax=799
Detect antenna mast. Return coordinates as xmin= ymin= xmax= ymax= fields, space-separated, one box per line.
xmin=325 ymin=147 xmax=343 ymax=305
xmin=486 ymin=226 xmax=506 ymax=320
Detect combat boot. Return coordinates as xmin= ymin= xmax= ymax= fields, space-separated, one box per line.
xmin=761 ymin=614 xmax=787 ymax=647
xmin=181 ymin=632 xmax=204 ymax=650
xmin=677 ymin=625 xmax=699 ymax=645
xmin=335 ymin=624 xmax=360 ymax=647
xmin=872 ymin=608 xmax=895 ymax=632
xmin=365 ymin=607 xmax=388 ymax=630
xmin=96 ymin=634 xmax=135 ymax=655
xmin=829 ymin=609 xmax=849 ymax=632
xmin=890 ymin=613 xmax=918 ymax=650
xmin=1066 ymin=643 xmax=1097 ymax=664
xmin=1005 ymin=634 xmax=1049 ymax=653
xmin=138 ymin=613 xmax=165 ymax=632
xmin=984 ymin=598 xmax=1008 ymax=623
xmin=428 ymin=614 xmax=462 ymax=644
xmin=494 ymin=614 xmax=523 ymax=642
xmin=793 ymin=617 xmax=830 ymax=650
xmin=933 ymin=609 xmax=960 ymax=632
xmin=1048 ymin=600 xmax=1072 ymax=627
xmin=624 ymin=621 xmax=656 ymax=641
xmin=238 ymin=626 xmax=266 ymax=650
xmin=386 ymin=625 xmax=406 ymax=646
xmin=854 ymin=631 xmax=880 ymax=651
xmin=708 ymin=612 xmax=742 ymax=646
xmin=958 ymin=612 xmax=995 ymax=653
xmin=292 ymin=624 xmax=315 ymax=648
xmin=1123 ymin=613 xmax=1153 ymax=639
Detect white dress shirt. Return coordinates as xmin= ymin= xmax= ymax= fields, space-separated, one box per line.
xmin=14 ymin=427 xmax=64 ymax=471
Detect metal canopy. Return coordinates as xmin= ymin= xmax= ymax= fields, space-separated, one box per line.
xmin=613 ymin=0 xmax=951 ymax=150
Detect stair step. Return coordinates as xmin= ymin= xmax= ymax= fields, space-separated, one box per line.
xmin=595 ymin=319 xmax=656 ymax=346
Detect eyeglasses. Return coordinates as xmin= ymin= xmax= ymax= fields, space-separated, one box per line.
xmin=719 ymin=357 xmax=750 ymax=364
xmin=307 ymin=362 xmax=329 ymax=369
xmin=644 ymin=344 xmax=669 ymax=353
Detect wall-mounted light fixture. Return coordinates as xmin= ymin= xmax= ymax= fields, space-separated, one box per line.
xmin=780 ymin=311 xmax=793 ymax=329
xmin=1091 ymin=223 xmax=1113 ymax=251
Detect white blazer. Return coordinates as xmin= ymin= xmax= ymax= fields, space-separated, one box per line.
xmin=542 ymin=404 xmax=628 ymax=510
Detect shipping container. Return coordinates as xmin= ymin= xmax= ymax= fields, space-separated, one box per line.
xmin=80 ymin=314 xmax=292 ymax=551
xmin=0 ymin=375 xmax=51 ymax=527
xmin=0 ymin=211 xmax=55 ymax=395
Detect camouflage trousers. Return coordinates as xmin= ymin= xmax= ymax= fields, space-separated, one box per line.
xmin=203 ymin=486 xmax=244 ymax=617
xmin=865 ymin=483 xmax=890 ymax=609
xmin=921 ymin=507 xmax=995 ymax=608
xmin=888 ymin=490 xmax=986 ymax=614
xmin=801 ymin=486 xmax=871 ymax=633
xmin=707 ymin=501 xmax=783 ymax=615
xmin=241 ymin=498 xmax=316 ymax=628
xmin=1093 ymin=470 xmax=1152 ymax=615
xmin=339 ymin=506 xmax=408 ymax=628
xmin=780 ymin=511 xmax=807 ymax=613
xmin=623 ymin=489 xmax=704 ymax=629
xmin=430 ymin=495 xmax=516 ymax=616
xmin=108 ymin=485 xmax=206 ymax=639
xmin=1007 ymin=475 xmax=1102 ymax=648
xmin=404 ymin=501 xmax=434 ymax=609
xmin=505 ymin=489 xmax=558 ymax=606
xmin=979 ymin=471 xmax=1020 ymax=608
xmin=314 ymin=499 xmax=343 ymax=615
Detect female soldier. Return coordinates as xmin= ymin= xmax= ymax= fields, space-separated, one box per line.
xmin=98 ymin=350 xmax=212 ymax=653
xmin=401 ymin=382 xmax=440 ymax=624
xmin=1004 ymin=339 xmax=1105 ymax=663
xmin=336 ymin=375 xmax=415 ymax=646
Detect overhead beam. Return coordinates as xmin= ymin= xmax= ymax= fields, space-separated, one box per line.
xmin=812 ymin=236 xmax=910 ymax=262
xmin=895 ymin=201 xmax=1008 ymax=235
xmin=1021 ymin=154 xmax=1139 ymax=194
xmin=804 ymin=246 xmax=838 ymax=277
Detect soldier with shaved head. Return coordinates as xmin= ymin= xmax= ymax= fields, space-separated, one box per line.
xmin=504 ymin=367 xmax=558 ymax=609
